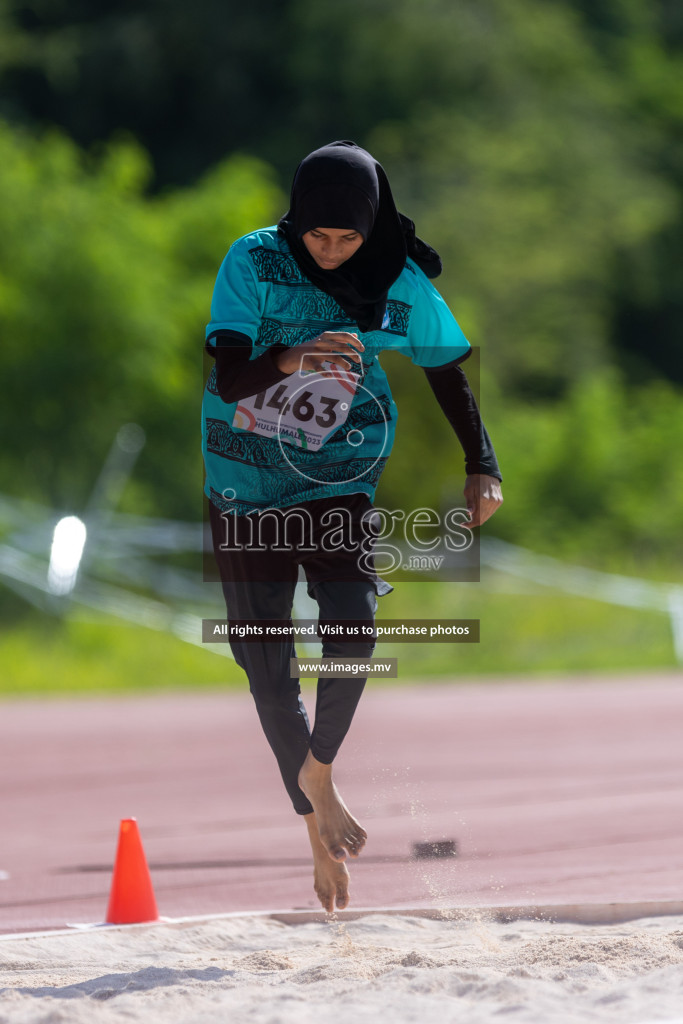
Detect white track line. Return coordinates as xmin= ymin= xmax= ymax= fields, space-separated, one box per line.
xmin=2 ymin=899 xmax=683 ymax=942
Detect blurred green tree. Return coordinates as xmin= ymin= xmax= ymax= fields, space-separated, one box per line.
xmin=0 ymin=121 xmax=282 ymax=517
xmin=486 ymin=368 xmax=683 ymax=567
xmin=2 ymin=0 xmax=681 ymax=389
xmin=0 ymin=0 xmax=681 ymax=568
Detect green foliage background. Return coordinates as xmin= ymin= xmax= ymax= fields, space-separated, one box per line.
xmin=0 ymin=0 xmax=681 ymax=685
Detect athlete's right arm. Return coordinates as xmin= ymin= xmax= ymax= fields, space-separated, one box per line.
xmin=211 ymin=339 xmax=291 ymax=404
xmin=213 ymin=331 xmax=364 ymax=403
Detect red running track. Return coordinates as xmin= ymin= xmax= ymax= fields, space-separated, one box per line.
xmin=1 ymin=673 xmax=682 ymax=934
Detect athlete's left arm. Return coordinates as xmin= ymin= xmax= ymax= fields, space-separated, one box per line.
xmin=423 ymin=363 xmax=503 ymax=528
xmin=402 ymin=266 xmax=503 ymax=527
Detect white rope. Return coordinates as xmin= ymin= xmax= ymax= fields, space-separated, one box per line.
xmin=481 ymin=538 xmax=683 ymax=664
xmin=1 ymin=491 xmax=680 ymax=664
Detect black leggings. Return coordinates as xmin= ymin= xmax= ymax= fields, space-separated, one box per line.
xmin=209 ymin=497 xmax=379 ymax=815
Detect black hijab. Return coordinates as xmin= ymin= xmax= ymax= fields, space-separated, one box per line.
xmin=278 ymin=141 xmax=442 ymax=333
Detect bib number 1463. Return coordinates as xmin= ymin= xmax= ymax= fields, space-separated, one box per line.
xmin=232 ymin=364 xmax=358 ymax=451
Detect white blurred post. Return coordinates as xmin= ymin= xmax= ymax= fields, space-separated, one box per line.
xmin=47 ymin=516 xmax=87 ymax=596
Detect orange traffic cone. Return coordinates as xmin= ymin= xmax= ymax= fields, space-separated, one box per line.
xmin=106 ymin=818 xmax=159 ymax=924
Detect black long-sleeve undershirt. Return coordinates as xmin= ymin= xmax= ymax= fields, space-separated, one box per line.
xmin=423 ymin=362 xmax=501 ymax=480
xmin=213 ymin=336 xmax=292 ymax=404
xmin=208 ymin=334 xmax=501 ymax=481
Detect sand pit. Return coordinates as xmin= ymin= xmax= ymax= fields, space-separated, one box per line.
xmin=1 ymin=911 xmax=683 ymax=1023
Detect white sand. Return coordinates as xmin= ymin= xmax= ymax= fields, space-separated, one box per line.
xmin=1 ymin=912 xmax=683 ymax=1024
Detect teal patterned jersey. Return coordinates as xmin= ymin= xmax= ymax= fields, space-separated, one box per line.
xmin=202 ymin=227 xmax=470 ymax=514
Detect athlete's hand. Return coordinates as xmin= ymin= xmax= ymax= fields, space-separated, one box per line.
xmin=274 ymin=332 xmax=364 ymax=376
xmin=463 ymin=474 xmax=503 ymax=528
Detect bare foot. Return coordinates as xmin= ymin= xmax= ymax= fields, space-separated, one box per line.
xmin=304 ymin=812 xmax=351 ymax=912
xmin=298 ymin=750 xmax=367 ymax=862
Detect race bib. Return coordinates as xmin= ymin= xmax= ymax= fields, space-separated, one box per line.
xmin=232 ymin=362 xmax=359 ymax=451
